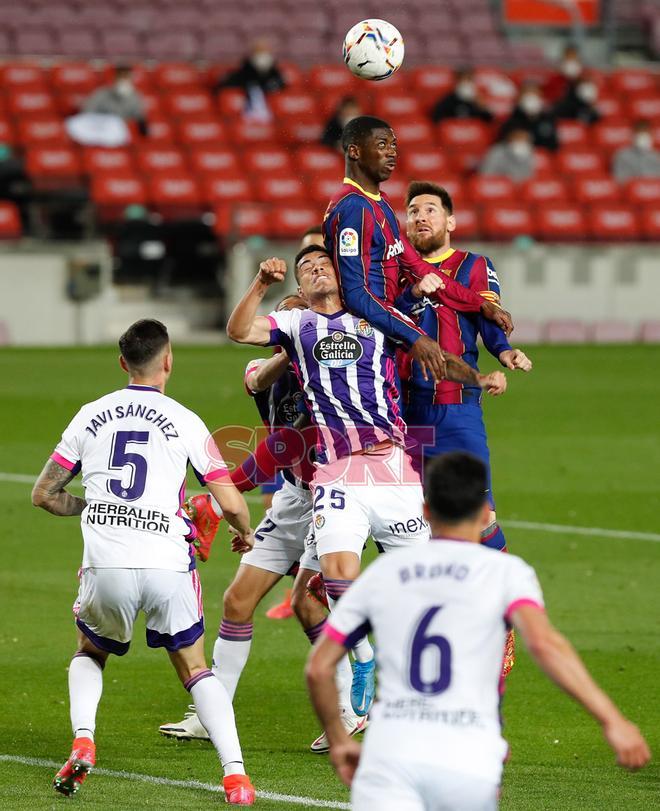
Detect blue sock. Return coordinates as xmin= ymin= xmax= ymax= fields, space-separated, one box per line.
xmin=481 ymin=523 xmax=507 ymax=551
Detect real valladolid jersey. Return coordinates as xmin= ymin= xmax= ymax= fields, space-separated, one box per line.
xmin=51 ymin=384 xmax=229 ymax=571
xmin=326 ymin=540 xmax=544 ymax=782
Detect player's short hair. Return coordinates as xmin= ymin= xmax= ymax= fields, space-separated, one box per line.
xmin=342 ymin=115 xmax=391 ymax=152
xmin=119 ymin=319 xmax=169 ymax=369
xmin=293 ymin=245 xmax=331 ymax=281
xmin=406 ymin=181 xmax=454 ymax=214
xmin=276 ymin=293 xmax=306 ymax=311
xmin=424 ymin=452 xmax=488 ymax=523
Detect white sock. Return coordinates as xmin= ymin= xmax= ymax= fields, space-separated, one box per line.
xmin=69 ymin=653 xmax=103 ymax=740
xmin=187 ymin=670 xmax=244 ymax=776
xmin=210 ymin=494 xmax=223 ymax=518
xmin=335 ymin=653 xmax=356 ymax=715
xmin=327 ymin=595 xmax=374 ymax=663
xmin=212 ymin=621 xmax=253 ymax=701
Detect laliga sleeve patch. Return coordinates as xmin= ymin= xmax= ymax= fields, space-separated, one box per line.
xmin=339 ymin=227 xmax=359 ymax=256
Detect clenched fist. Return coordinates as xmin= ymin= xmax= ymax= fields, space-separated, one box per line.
xmin=258 ymin=257 xmax=287 ymax=286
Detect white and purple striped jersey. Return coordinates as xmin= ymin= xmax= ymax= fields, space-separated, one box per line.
xmin=266 ymin=308 xmax=406 ymax=463
xmin=326 ymin=539 xmax=544 ymax=783
xmin=51 ymin=384 xmax=229 ymax=572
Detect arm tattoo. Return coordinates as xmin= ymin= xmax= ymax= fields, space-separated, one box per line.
xmin=32 ymin=459 xmax=87 ymax=516
xmin=444 ymin=353 xmax=480 ymax=386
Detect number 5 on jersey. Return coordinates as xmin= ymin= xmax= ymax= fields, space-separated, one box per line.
xmin=107 ymin=430 xmax=149 ymax=501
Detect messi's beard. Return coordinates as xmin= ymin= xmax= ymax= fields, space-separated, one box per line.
xmin=409 ymin=228 xmax=446 ymax=257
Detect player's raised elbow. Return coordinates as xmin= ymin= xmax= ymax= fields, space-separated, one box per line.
xmin=225 ymin=319 xmax=249 ymax=343
xmin=31 ymin=484 xmax=49 ymax=509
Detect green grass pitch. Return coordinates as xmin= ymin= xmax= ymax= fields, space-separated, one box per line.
xmin=0 ymin=344 xmax=658 ymax=809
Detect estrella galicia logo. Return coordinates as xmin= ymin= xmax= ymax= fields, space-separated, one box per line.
xmin=313 ymin=332 xmax=363 ymax=368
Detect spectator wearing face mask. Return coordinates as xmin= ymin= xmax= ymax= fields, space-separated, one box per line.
xmin=553 ymin=77 xmax=601 ymax=125
xmin=544 ymin=44 xmax=585 ymax=104
xmin=430 ymin=69 xmax=494 ymax=123
xmin=480 ymin=128 xmax=535 ymax=182
xmin=499 ymin=82 xmax=559 ymax=151
xmin=321 ymin=96 xmax=362 ymax=151
xmin=83 ymin=65 xmax=147 ymax=134
xmin=214 ymin=39 xmax=286 ymax=97
xmin=612 ymin=120 xmax=660 ymax=181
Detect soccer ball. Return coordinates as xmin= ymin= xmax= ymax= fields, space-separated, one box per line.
xmin=343 ymin=19 xmax=404 ymax=81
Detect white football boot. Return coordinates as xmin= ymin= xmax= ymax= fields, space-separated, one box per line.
xmin=158 ymin=705 xmax=210 ymax=740
xmin=310 ymin=709 xmax=368 ymax=753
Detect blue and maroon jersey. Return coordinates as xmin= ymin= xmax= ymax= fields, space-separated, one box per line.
xmin=323 ymin=178 xmax=484 ymax=348
xmin=397 ymin=249 xmax=512 ymax=406
xmin=266 ymin=307 xmax=406 ymax=464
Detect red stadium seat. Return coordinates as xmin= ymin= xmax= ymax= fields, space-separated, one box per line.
xmin=25 ymin=147 xmax=83 ymax=188
xmin=380 ymin=177 xmax=409 ymax=202
xmin=202 ymin=173 xmax=254 ymax=205
xmin=152 ymin=63 xmax=202 ymax=91
xmin=0 ymin=201 xmax=22 ymax=240
xmin=135 ymin=146 xmax=187 ymax=176
xmin=595 ymin=94 xmax=624 ymax=119
xmin=228 ymin=120 xmax=278 ymax=145
xmin=535 ymin=205 xmax=587 ymax=240
xmin=50 ymin=63 xmax=99 ymax=94
xmin=408 ymin=66 xmax=454 ymax=102
xmin=308 ymin=65 xmax=361 ymax=94
xmin=271 ymin=205 xmax=321 ymax=239
xmin=556 ymin=149 xmax=606 ymax=176
xmin=481 ymin=204 xmax=534 ymax=240
xmin=189 ymin=147 xmax=239 ymax=176
xmin=467 ymin=176 xmax=516 ymax=204
xmin=148 ymin=173 xmax=204 ymax=218
xmin=0 ymin=119 xmax=16 ymax=145
xmin=520 ymin=177 xmax=569 ymax=204
xmin=216 ymin=89 xmax=247 ymax=118
xmin=213 ymin=203 xmax=272 ymax=238
xmin=282 ymin=115 xmax=324 ymax=145
xmin=91 ymin=173 xmax=148 ymax=220
xmin=444 ymin=148 xmax=484 ymax=175
xmin=452 ymin=205 xmax=481 ymax=240
xmin=16 ymin=118 xmax=70 ymax=147
xmin=434 ymin=175 xmax=464 ymax=204
xmin=400 ymin=149 xmax=449 ymax=177
xmin=437 ymin=120 xmax=492 ymax=152
xmin=296 ymin=146 xmax=343 ymax=174
xmin=640 ymin=207 xmax=660 ymax=239
xmin=82 ymin=148 xmax=135 ymax=176
xmin=592 ymin=121 xmax=633 ymax=152
xmin=243 ymin=148 xmax=293 ymax=176
xmin=557 ymin=120 xmax=590 ymax=148
xmin=574 ymin=177 xmax=619 ymax=204
xmin=308 ymin=175 xmax=344 ymax=205
xmin=54 ymin=90 xmax=89 ymax=117
xmin=0 ymin=63 xmax=46 ymax=88
xmin=269 ymin=91 xmax=318 ymax=119
xmin=390 ymin=118 xmax=434 ymax=147
xmin=588 ymin=204 xmax=640 ymax=241
xmin=624 ymin=178 xmax=660 ymax=205
xmin=138 ymin=118 xmax=175 ymax=144
xmin=627 ymin=94 xmax=660 ymax=121
xmin=257 ymin=176 xmax=306 ymax=204
xmin=373 ymin=94 xmax=422 ymax=119
xmin=610 ymin=69 xmax=658 ymax=96
xmin=164 ymin=91 xmax=214 ymax=119
xmin=176 ymin=119 xmax=226 ymax=146
xmin=7 ymin=90 xmax=56 ymax=118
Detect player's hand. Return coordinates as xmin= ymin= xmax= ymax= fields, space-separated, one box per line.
xmin=481 ymin=301 xmax=514 ymax=336
xmin=329 ymin=739 xmax=362 ymax=786
xmin=411 ymin=272 xmax=446 ymax=298
xmin=410 ymin=335 xmax=447 ymax=383
xmin=257 ymin=257 xmax=287 ymax=286
xmin=602 ymin=716 xmax=651 ymax=770
xmin=478 ymin=371 xmax=507 ymax=396
xmin=229 ymin=527 xmax=255 ymax=554
xmin=499 ymin=349 xmax=532 ymax=372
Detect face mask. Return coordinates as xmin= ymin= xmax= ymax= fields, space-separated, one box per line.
xmin=510 ymin=140 xmax=532 ymax=159
xmin=520 ymin=94 xmax=543 ymax=116
xmin=251 ymin=52 xmax=274 ymax=73
xmin=115 ymin=79 xmax=133 ymax=97
xmin=562 ymin=58 xmax=582 ymax=78
xmin=576 ymin=82 xmax=597 ymax=103
xmin=456 ymin=80 xmax=476 ymax=102
xmin=635 ymin=132 xmax=653 ymax=151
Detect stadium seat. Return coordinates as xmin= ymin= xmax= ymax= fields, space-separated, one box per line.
xmin=16 ymin=118 xmax=70 ymax=147
xmin=82 ymin=148 xmax=135 ymax=176
xmin=50 ymin=63 xmax=99 ymax=95
xmin=308 ymin=175 xmax=343 ymax=205
xmin=281 ymin=115 xmax=324 ymax=145
xmin=444 ymin=148 xmax=484 ymax=175
xmin=7 ymin=90 xmax=56 ymax=118
xmin=520 ymin=177 xmax=569 ymax=204
xmin=269 ymin=91 xmax=319 ymax=119
xmin=99 ymin=29 xmax=144 ymax=61
xmin=373 ymin=94 xmax=422 ymax=119
xmin=308 ymin=65 xmax=361 ymax=94
xmin=627 ymin=94 xmax=660 ymax=121
xmin=144 ymin=32 xmax=199 ymax=61
xmin=176 ymin=119 xmax=226 ymax=146
xmin=481 ymin=204 xmax=534 ymax=240
xmin=271 ymin=205 xmax=321 ymax=239
xmin=202 ymin=173 xmax=254 ymax=205
xmin=0 ymin=62 xmax=46 ymax=88
xmin=59 ymin=29 xmax=100 ymax=60
xmin=545 ymin=320 xmax=589 ymax=343
xmin=0 ymin=119 xmax=16 ymax=145
xmin=228 ymin=120 xmax=278 ymax=145
xmin=624 ymin=178 xmax=660 ymax=205
xmin=574 ymin=177 xmax=619 ymax=204
xmin=243 ymin=148 xmax=294 ymax=176
xmin=14 ymin=29 xmax=58 ymax=58
xmin=91 ymin=174 xmax=148 ymax=221
xmin=216 ymin=89 xmax=247 ymax=118
xmin=595 ymin=94 xmax=624 ymax=119
xmin=557 ymin=120 xmax=590 ymax=148
xmin=189 ymin=147 xmax=240 ymax=176
xmin=535 ymin=205 xmax=587 ymax=240
xmin=152 ymin=63 xmax=202 ymax=91
xmin=213 ymin=203 xmax=272 ymax=238
xmin=436 ymin=119 xmax=492 ymax=153
xmin=452 ymin=205 xmax=481 ymax=240
xmin=591 ymin=321 xmax=637 ymax=343
xmin=138 ymin=118 xmax=175 ymax=144
xmin=257 ymin=176 xmax=306 ymax=204
xmin=467 ymin=176 xmax=516 ymax=204
xmin=380 ymin=177 xmax=409 ymax=201
xmin=389 ymin=119 xmax=434 ymax=147
xmin=0 ymin=201 xmax=22 ymax=240
xmin=135 ymin=146 xmax=187 ymax=176
xmin=25 ymin=147 xmax=83 ymax=189
xmin=163 ymin=91 xmax=214 ymax=119
xmin=148 ymin=174 xmax=204 ymax=218
xmin=610 ymin=69 xmax=658 ymax=95
xmin=400 ymin=149 xmax=450 ymax=177
xmin=54 ymin=90 xmax=89 ymax=117
xmin=296 ymin=146 xmax=343 ymax=174
xmin=639 ymin=206 xmax=660 ymax=240
xmin=588 ymin=204 xmax=641 ymax=241
xmin=556 ymin=149 xmax=606 ymax=176
xmin=592 ymin=121 xmax=633 ymax=152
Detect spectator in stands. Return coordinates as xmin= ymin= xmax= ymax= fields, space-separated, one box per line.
xmin=553 ymin=77 xmax=600 ymax=125
xmin=83 ymin=65 xmax=147 ymax=134
xmin=430 ymin=69 xmax=494 ymax=123
xmin=215 ymin=39 xmax=285 ymax=97
xmin=499 ymin=82 xmax=558 ymax=151
xmin=613 ymin=120 xmax=660 ymax=181
xmin=544 ymin=44 xmax=585 ymax=104
xmin=0 ymin=142 xmax=31 ymax=227
xmin=321 ymin=96 xmax=362 ymax=151
xmin=480 ymin=127 xmax=534 ymax=182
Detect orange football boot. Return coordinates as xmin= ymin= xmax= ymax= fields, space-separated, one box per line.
xmin=53 ymin=736 xmax=96 ymax=796
xmin=266 ymin=588 xmax=294 ymax=619
xmin=223 ymin=773 xmax=256 ymax=805
xmin=185 ymin=494 xmax=222 ymax=562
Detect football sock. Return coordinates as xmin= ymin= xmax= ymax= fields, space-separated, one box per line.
xmin=351 ymin=635 xmax=375 ymax=664
xmin=481 ymin=522 xmax=507 ymax=551
xmin=184 ymin=669 xmax=245 ymax=776
xmin=336 ymin=653 xmax=356 ymax=714
xmin=209 ymin=494 xmax=223 ymax=518
xmin=212 ymin=620 xmax=253 ymax=701
xmin=304 ymin=618 xmax=326 ymax=645
xmin=325 ymin=580 xmax=374 ymax=663
xmin=69 ymin=652 xmax=104 ymax=741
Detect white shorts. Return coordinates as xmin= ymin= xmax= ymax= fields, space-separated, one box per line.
xmin=310 ymin=445 xmax=429 ymax=560
xmin=240 ymin=480 xmax=319 ymax=575
xmin=352 ymin=754 xmax=499 ymax=811
xmin=74 ymin=567 xmax=204 ymax=655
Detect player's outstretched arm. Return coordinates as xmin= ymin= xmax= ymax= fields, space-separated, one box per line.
xmin=226 ymin=258 xmax=287 ymax=346
xmin=206 ymin=480 xmax=254 ymax=553
xmin=512 ymin=605 xmax=651 ymax=770
xmin=306 ymin=636 xmax=362 ymax=786
xmin=31 ymin=458 xmax=86 ymax=516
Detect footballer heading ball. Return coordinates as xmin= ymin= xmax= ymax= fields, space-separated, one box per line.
xmin=343 ymin=19 xmax=405 ymax=81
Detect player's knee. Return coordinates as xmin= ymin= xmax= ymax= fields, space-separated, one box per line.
xmin=320 ymin=552 xmax=360 ymax=582
xmin=222 ymin=583 xmax=255 ymax=623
